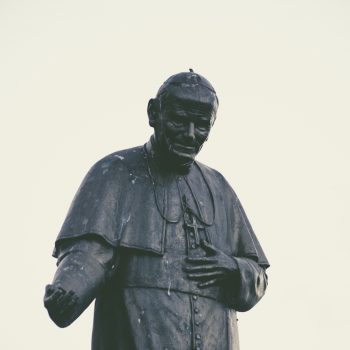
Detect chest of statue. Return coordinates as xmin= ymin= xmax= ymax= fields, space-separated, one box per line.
xmin=117 ymin=158 xmax=235 ymax=258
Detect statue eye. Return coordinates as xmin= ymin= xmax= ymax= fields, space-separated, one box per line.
xmin=169 ymin=119 xmax=185 ymax=127
xmin=196 ymin=123 xmax=211 ymax=132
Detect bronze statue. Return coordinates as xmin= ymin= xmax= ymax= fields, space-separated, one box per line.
xmin=44 ymin=70 xmax=269 ymax=349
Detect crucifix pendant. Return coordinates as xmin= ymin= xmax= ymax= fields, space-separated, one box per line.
xmin=184 ymin=211 xmax=204 ymax=246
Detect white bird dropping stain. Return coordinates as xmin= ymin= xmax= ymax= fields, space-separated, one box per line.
xmin=165 ymin=259 xmax=171 ymax=296
xmin=167 ymin=281 xmax=172 ymax=296
xmin=138 ymin=310 xmax=145 ymax=324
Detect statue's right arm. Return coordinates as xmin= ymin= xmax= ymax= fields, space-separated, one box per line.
xmin=44 ymin=237 xmax=117 ymax=328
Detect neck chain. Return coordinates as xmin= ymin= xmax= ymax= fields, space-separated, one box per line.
xmin=143 ymin=145 xmax=216 ymax=226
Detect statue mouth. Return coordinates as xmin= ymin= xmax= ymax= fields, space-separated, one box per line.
xmin=170 ymin=143 xmax=197 ymax=157
xmin=173 ymin=143 xmax=196 ymax=151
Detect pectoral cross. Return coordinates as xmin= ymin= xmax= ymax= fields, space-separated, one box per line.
xmin=184 ymin=210 xmax=204 ymax=246
xmin=181 ymin=194 xmax=205 ymax=247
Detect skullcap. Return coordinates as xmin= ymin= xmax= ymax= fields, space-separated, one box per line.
xmin=156 ymin=69 xmax=217 ymax=98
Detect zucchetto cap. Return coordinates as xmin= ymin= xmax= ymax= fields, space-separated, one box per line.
xmin=156 ymin=69 xmax=217 ymax=97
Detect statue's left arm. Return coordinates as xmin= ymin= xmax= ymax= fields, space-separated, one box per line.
xmin=229 ymin=194 xmax=269 ymax=311
xmin=185 ymin=241 xmax=268 ymax=311
xmin=186 ymin=175 xmax=269 ymax=312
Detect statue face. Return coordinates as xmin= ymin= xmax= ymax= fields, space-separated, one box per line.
xmin=154 ymin=97 xmax=217 ymax=166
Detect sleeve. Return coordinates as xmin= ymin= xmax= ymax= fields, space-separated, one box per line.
xmin=233 ymin=196 xmax=270 ymax=268
xmin=224 ymin=182 xmax=270 ymax=311
xmin=48 ymin=236 xmax=118 ymax=327
xmin=231 ymin=257 xmax=268 ymax=312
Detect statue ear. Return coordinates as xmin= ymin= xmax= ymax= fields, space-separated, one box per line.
xmin=147 ymin=98 xmax=160 ymax=127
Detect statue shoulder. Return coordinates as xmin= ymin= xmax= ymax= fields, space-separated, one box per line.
xmin=87 ymin=145 xmax=144 ymax=178
xmin=195 ymin=161 xmax=238 ymax=200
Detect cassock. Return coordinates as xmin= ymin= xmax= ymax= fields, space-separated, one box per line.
xmin=52 ymin=140 xmax=269 ymax=350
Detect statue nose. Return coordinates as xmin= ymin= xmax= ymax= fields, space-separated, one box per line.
xmin=185 ymin=122 xmax=195 ymax=141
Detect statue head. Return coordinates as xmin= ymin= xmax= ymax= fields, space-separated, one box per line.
xmin=148 ymin=70 xmax=219 ymax=171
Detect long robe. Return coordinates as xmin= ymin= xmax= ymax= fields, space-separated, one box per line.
xmin=51 ymin=142 xmax=269 ymax=349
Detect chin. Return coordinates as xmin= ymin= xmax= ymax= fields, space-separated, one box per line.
xmin=169 ymin=149 xmax=197 ymax=166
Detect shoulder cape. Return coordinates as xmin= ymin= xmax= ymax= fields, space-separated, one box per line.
xmin=53 ymin=145 xmax=269 ymax=268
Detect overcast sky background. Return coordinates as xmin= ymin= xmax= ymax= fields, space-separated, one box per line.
xmin=1 ymin=1 xmax=349 ymax=349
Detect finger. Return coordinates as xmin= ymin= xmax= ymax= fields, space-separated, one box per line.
xmin=186 ymin=257 xmax=218 ymax=264
xmin=51 ymin=295 xmax=73 ymax=316
xmin=188 ymin=271 xmax=225 ymax=281
xmin=184 ymin=264 xmax=218 ymax=272
xmin=53 ymin=290 xmax=69 ymax=307
xmin=59 ymin=291 xmax=77 ymax=310
xmin=44 ymin=288 xmax=64 ymax=306
xmin=198 ymin=278 xmax=224 ymax=288
xmin=45 ymin=284 xmax=54 ymax=296
xmin=66 ymin=290 xmax=75 ymax=298
xmin=200 ymin=240 xmax=217 ymax=254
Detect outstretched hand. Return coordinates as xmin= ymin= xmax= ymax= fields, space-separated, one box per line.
xmin=44 ymin=284 xmax=78 ymax=326
xmin=184 ymin=240 xmax=238 ymax=288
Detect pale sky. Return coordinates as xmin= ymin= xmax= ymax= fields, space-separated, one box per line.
xmin=1 ymin=1 xmax=349 ymax=349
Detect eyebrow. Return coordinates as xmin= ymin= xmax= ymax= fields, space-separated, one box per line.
xmin=169 ymin=106 xmax=213 ymax=116
xmin=169 ymin=111 xmax=213 ymax=120
xmin=164 ymin=99 xmax=214 ymax=112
